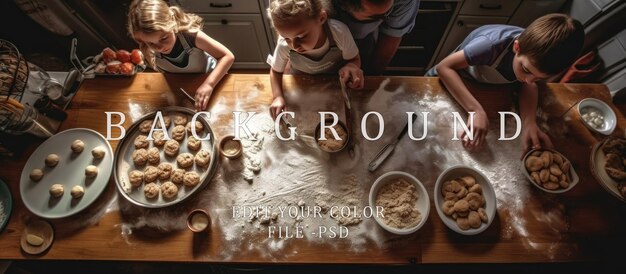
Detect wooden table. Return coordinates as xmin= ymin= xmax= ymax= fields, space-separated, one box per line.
xmin=0 ymin=73 xmax=625 ymax=264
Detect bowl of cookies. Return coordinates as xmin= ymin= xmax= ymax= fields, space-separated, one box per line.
xmin=577 ymin=98 xmax=616 ymax=135
xmin=315 ymin=119 xmax=349 ymax=153
xmin=369 ymin=171 xmax=430 ymax=235
xmin=434 ymin=165 xmax=496 ymax=235
xmin=521 ymin=148 xmax=579 ymax=193
xmin=590 ymin=137 xmax=626 ymax=202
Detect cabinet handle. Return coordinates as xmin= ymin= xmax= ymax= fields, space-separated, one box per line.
xmin=457 ymin=20 xmax=464 ymax=27
xmin=479 ymin=3 xmax=502 ymax=10
xmin=221 ymin=19 xmax=229 ymax=25
xmin=210 ymin=3 xmax=233 ymax=8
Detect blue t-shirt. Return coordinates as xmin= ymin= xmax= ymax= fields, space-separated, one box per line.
xmin=459 ymin=25 xmax=524 ymax=81
xmin=332 ymin=0 xmax=420 ymax=39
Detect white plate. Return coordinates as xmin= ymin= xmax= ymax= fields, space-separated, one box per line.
xmin=19 ymin=128 xmax=114 ymax=219
xmin=434 ymin=165 xmax=496 ymax=235
xmin=590 ymin=138 xmax=626 ymax=202
xmin=369 ymin=171 xmax=429 ymax=235
xmin=520 ymin=148 xmax=579 ymax=194
xmin=113 ymin=107 xmax=218 ymax=208
xmin=577 ymin=98 xmax=616 ymax=135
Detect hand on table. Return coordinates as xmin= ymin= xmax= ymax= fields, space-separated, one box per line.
xmin=461 ymin=111 xmax=489 ymax=151
xmin=339 ymin=63 xmax=364 ymax=89
xmin=520 ymin=120 xmax=554 ymax=156
xmin=270 ymin=95 xmax=286 ymax=120
xmin=195 ymin=84 xmax=213 ymax=111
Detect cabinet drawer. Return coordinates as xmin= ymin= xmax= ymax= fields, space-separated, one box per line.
xmin=178 ymin=0 xmax=260 ymax=14
xmin=459 ymin=0 xmax=521 ymax=17
xmin=200 ymin=14 xmax=271 ymax=69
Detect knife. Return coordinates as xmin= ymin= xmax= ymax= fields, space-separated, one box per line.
xmin=368 ymin=113 xmax=416 ymax=171
xmin=179 ymin=88 xmax=196 ymax=103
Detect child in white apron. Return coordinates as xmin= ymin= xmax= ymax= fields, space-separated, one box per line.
xmin=128 ymin=0 xmax=234 ymax=111
xmin=266 ymin=0 xmax=364 ymax=119
xmin=427 ymin=14 xmax=584 ymax=153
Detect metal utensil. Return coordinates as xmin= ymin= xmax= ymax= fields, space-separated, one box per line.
xmin=339 ymin=75 xmax=351 ymax=110
xmin=368 ymin=113 xmax=415 ymax=171
xmin=179 ymin=88 xmax=196 ymax=103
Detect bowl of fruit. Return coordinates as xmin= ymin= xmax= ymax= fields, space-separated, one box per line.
xmin=87 ymin=48 xmax=146 ymax=76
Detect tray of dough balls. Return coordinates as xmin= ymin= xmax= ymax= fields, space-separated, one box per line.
xmin=113 ymin=106 xmax=218 ymax=208
xmin=19 ymin=128 xmax=114 ymax=219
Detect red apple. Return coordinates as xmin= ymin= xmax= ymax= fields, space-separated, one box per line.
xmin=120 ymin=62 xmax=134 ymax=75
xmin=130 ymin=49 xmax=144 ymax=65
xmin=116 ymin=50 xmax=131 ymax=63
xmin=102 ymin=48 xmax=117 ymax=63
xmin=105 ymin=61 xmax=121 ymax=74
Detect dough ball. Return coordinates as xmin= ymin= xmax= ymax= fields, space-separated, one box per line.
xmin=71 ymin=185 xmax=85 ymax=198
xmin=139 ymin=120 xmax=153 ymax=134
xmin=30 ymin=169 xmax=44 ymax=182
xmin=91 ymin=146 xmax=106 ymax=159
xmin=132 ymin=148 xmax=148 ymax=166
xmin=71 ymin=139 xmax=85 ymax=153
xmin=164 ymin=140 xmax=180 ymax=157
xmin=157 ymin=162 xmax=173 ymax=180
xmin=173 ymin=115 xmax=187 ymax=126
xmin=143 ymin=183 xmax=159 ymax=199
xmin=147 ymin=147 xmax=160 ymax=165
xmin=185 ymin=121 xmax=203 ymax=134
xmin=187 ymin=136 xmax=202 ymax=151
xmin=176 ymin=153 xmax=194 ymax=168
xmin=134 ymin=135 xmax=149 ymax=149
xmin=85 ymin=165 xmax=98 ymax=178
xmin=194 ymin=149 xmax=211 ymax=167
xmin=49 ymin=184 xmax=64 ymax=198
xmin=171 ymin=168 xmax=185 ymax=184
xmin=152 ymin=131 xmax=166 ymax=147
xmin=129 ymin=170 xmax=144 ymax=187
xmin=143 ymin=166 xmax=159 ymax=183
xmin=183 ymin=171 xmax=200 ymax=187
xmin=160 ymin=181 xmax=178 ymax=199
xmin=45 ymin=154 xmax=60 ymax=167
xmin=171 ymin=125 xmax=186 ymax=141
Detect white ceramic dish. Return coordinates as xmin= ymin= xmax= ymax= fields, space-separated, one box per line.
xmin=369 ymin=171 xmax=429 ymax=235
xmin=19 ymin=128 xmax=114 ymax=219
xmin=520 ymin=148 xmax=579 ymax=194
xmin=590 ymin=138 xmax=626 ymax=203
xmin=434 ymin=165 xmax=496 ymax=235
xmin=577 ymin=98 xmax=616 ymax=135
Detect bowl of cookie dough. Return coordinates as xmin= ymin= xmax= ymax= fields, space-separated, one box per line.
xmin=434 ymin=165 xmax=496 ymax=235
xmin=315 ymin=119 xmax=349 ymax=153
xmin=369 ymin=171 xmax=430 ymax=235
xmin=521 ymin=148 xmax=579 ymax=194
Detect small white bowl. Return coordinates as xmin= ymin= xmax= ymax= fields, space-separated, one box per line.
xmin=434 ymin=165 xmax=496 ymax=235
xmin=577 ymin=98 xmax=616 ymax=135
xmin=369 ymin=171 xmax=430 ymax=235
xmin=521 ymin=148 xmax=579 ymax=194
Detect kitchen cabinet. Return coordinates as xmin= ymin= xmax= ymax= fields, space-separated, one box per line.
xmin=177 ymin=0 xmax=272 ymax=69
xmin=433 ymin=0 xmax=566 ymax=65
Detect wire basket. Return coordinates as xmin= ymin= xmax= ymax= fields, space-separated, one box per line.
xmin=0 ymin=39 xmax=28 ymax=102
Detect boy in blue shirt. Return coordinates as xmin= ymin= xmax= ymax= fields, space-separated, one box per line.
xmin=427 ymin=13 xmax=584 ymax=153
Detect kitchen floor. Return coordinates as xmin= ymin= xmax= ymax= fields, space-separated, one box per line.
xmin=0 ymin=261 xmax=619 ymax=274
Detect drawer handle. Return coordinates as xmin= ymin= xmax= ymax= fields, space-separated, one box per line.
xmin=457 ymin=20 xmax=464 ymax=27
xmin=210 ymin=3 xmax=233 ymax=8
xmin=221 ymin=19 xmax=229 ymax=25
xmin=479 ymin=3 xmax=502 ymax=10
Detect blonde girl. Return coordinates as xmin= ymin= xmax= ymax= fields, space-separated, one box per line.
xmin=128 ymin=0 xmax=234 ymax=111
xmin=267 ymin=0 xmax=364 ymax=119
